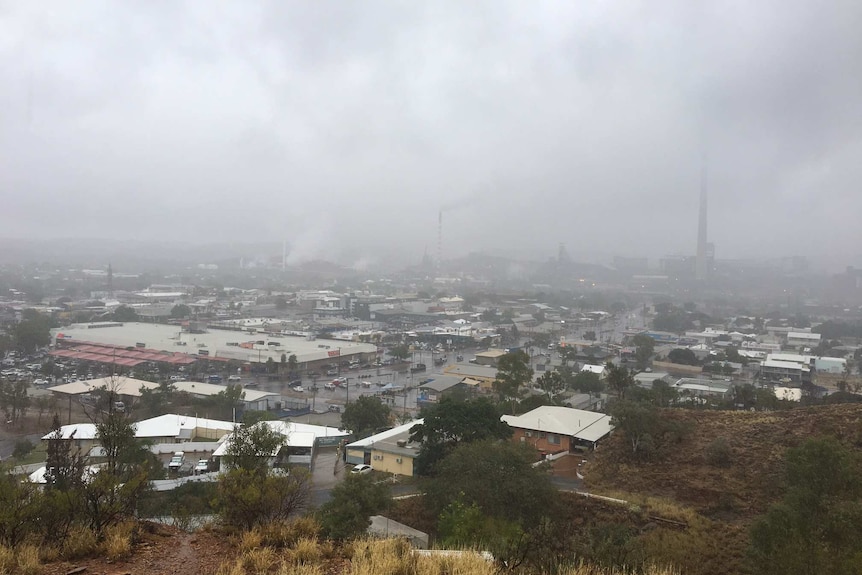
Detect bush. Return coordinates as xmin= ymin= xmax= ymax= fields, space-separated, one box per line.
xmin=62 ymin=525 xmax=99 ymax=560
xmin=241 ymin=547 xmax=278 ymax=574
xmin=0 ymin=545 xmax=14 ymax=574
xmin=257 ymin=517 xmax=320 ymax=549
xmin=15 ymin=544 xmax=41 ymax=575
xmin=12 ymin=440 xmax=34 ymax=460
xmin=705 ymin=438 xmax=732 ymax=468
xmin=289 ymin=538 xmax=321 ymax=565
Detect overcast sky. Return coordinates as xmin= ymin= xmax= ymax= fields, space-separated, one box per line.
xmin=1 ymin=1 xmax=861 ymax=267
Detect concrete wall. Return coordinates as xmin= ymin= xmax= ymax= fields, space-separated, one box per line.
xmin=370 ymin=448 xmax=415 ymax=477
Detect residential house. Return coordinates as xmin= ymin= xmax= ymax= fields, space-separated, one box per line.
xmin=501 ymin=406 xmax=614 ymax=453
xmin=345 ymin=419 xmax=423 ymax=477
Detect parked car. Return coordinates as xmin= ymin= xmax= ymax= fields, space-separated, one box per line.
xmin=351 ymin=464 xmax=372 ymax=474
xmin=324 ymin=382 xmax=337 ymax=390
xmin=291 ymin=385 xmax=304 ymax=393
xmin=326 ymin=368 xmax=338 ymax=376
xmin=227 ymin=375 xmax=242 ymax=382
xmin=168 ymin=452 xmax=185 ymax=470
xmin=195 ymin=459 xmax=210 ymax=474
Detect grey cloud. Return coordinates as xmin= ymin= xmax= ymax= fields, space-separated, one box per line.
xmin=1 ymin=0 xmax=861 ymax=267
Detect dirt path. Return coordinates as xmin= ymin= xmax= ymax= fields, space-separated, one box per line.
xmin=44 ymin=526 xmax=231 ymax=575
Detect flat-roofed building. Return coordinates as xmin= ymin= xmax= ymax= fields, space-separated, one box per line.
xmin=345 ymin=419 xmax=423 ymax=477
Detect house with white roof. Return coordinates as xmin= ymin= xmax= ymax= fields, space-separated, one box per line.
xmin=502 ymin=406 xmax=614 ymax=454
xmin=345 ymin=419 xmax=424 ymax=477
xmin=41 ymin=413 xmax=238 ymax=457
xmin=212 ymin=420 xmax=349 ymax=468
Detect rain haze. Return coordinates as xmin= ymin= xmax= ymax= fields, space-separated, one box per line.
xmin=2 ymin=1 xmax=861 ymax=269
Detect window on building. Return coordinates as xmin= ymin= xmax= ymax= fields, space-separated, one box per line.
xmin=525 ymin=431 xmax=533 ymax=438
xmin=548 ymin=434 xmax=560 ymax=445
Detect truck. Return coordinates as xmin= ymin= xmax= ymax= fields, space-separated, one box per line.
xmin=410 ymin=363 xmax=427 ymax=373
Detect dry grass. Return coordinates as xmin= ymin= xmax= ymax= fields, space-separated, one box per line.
xmin=0 ymin=546 xmax=15 ymax=575
xmin=288 ymin=537 xmax=322 ymax=565
xmin=0 ymin=544 xmax=42 ymax=575
xmin=241 ymin=546 xmax=279 ymax=574
xmin=590 ymin=490 xmax=706 ymax=528
xmin=238 ymin=529 xmax=264 ymax=553
xmin=15 ymin=545 xmax=42 ymax=575
xmin=277 ymin=563 xmax=323 ymax=575
xmin=61 ymin=525 xmax=99 ymax=560
xmin=102 ymin=521 xmax=136 ymax=561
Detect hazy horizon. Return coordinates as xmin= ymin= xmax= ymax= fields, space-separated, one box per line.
xmin=3 ymin=1 xmax=861 ymax=268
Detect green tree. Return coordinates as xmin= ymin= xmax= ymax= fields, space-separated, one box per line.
xmin=287 ymin=354 xmax=298 ymax=375
xmin=318 ymin=474 xmax=390 ymax=540
xmin=223 ymin=422 xmax=285 ymax=474
xmin=583 ymin=330 xmax=597 ymax=341
xmin=171 ymin=304 xmax=192 ymax=318
xmin=493 ymin=351 xmax=533 ymax=410
xmin=410 ymin=397 xmax=511 ymax=475
xmin=609 ymin=400 xmax=665 ymax=460
xmin=0 ymin=380 xmax=30 ymax=423
xmin=341 ymin=396 xmax=391 ymax=439
xmin=13 ymin=309 xmax=51 ymax=353
xmin=605 ymin=363 xmax=633 ymax=400
xmin=570 ymin=371 xmax=604 ymax=394
xmin=216 ymin=467 xmax=312 ymax=530
xmin=389 ymin=344 xmax=410 ymax=361
xmin=630 ymin=334 xmax=655 ymax=370
xmin=112 ymin=305 xmax=138 ymax=322
xmin=536 ymin=370 xmax=564 ymax=396
xmin=427 ymin=441 xmax=555 ymax=534
xmin=667 ymin=348 xmax=699 ymax=365
xmin=749 ymin=437 xmax=862 ymax=574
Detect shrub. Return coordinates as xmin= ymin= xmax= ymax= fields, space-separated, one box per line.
xmin=238 ymin=529 xmax=263 ymax=553
xmin=0 ymin=545 xmax=15 ymax=575
xmin=12 ymin=440 xmax=34 ymax=460
xmin=258 ymin=517 xmax=321 ymax=549
xmin=289 ymin=538 xmax=321 ymax=565
xmin=15 ymin=544 xmax=41 ymax=575
xmin=62 ymin=525 xmax=99 ymax=560
xmin=705 ymin=438 xmax=732 ymax=468
xmin=241 ymin=547 xmax=278 ymax=574
xmin=102 ymin=531 xmax=132 ymax=561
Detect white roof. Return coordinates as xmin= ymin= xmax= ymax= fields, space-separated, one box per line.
xmin=766 ymin=353 xmax=812 ymax=364
xmin=48 ymin=376 xmax=160 ymax=398
xmin=172 ymin=381 xmax=278 ymax=402
xmin=41 ymin=413 xmax=236 ymax=441
xmin=788 ymin=332 xmax=821 ymax=340
xmin=581 ymin=364 xmax=606 ymax=374
xmin=212 ymin=420 xmax=349 ymax=457
xmin=133 ymin=413 xmax=237 ymax=438
xmin=763 ymin=359 xmax=810 ymax=370
xmin=502 ymin=406 xmax=613 ymax=441
xmin=28 ymin=464 xmax=101 ymax=484
xmin=346 ymin=419 xmax=423 ymax=449
xmin=43 ymin=423 xmax=98 ymax=440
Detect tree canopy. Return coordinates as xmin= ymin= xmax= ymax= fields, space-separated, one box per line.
xmin=409 ymin=397 xmax=511 ymax=475
xmin=749 ymin=437 xmax=862 ymax=574
xmin=341 ymin=396 xmax=391 ymax=439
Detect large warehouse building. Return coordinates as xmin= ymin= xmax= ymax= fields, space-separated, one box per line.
xmin=51 ymin=322 xmax=378 ymax=371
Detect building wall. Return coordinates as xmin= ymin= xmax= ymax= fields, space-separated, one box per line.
xmin=370 ymin=449 xmax=415 ymax=477
xmin=510 ymin=427 xmax=572 ymax=453
xmin=346 ymin=448 xmax=367 ymax=466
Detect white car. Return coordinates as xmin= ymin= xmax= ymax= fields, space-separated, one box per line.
xmin=291 ymin=385 xmax=304 ymax=393
xmin=195 ymin=459 xmax=210 ymax=474
xmin=324 ymin=382 xmax=337 ymax=390
xmin=168 ymin=452 xmax=185 ymax=470
xmin=228 ymin=375 xmax=242 ymax=382
xmin=351 ymin=464 xmax=372 ymax=475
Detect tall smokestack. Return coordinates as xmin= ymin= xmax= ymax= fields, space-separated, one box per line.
xmin=695 ymin=157 xmax=708 ymax=281
xmin=437 ymin=210 xmax=443 ymax=270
